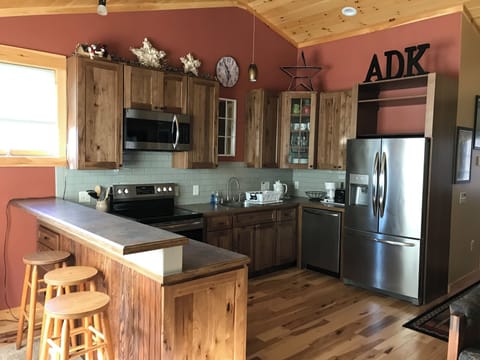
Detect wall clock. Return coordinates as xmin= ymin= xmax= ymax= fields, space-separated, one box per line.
xmin=216 ymin=56 xmax=239 ymax=88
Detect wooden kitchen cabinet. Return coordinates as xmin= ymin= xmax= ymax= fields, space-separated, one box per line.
xmin=244 ymin=89 xmax=279 ymax=168
xmin=252 ymin=222 xmax=276 ymax=272
xmin=275 ymin=207 xmax=297 ymax=265
xmin=172 ymin=76 xmax=219 ymax=168
xmin=317 ymin=90 xmax=354 ymax=170
xmin=233 ymin=226 xmax=255 ymax=274
xmin=278 ymin=91 xmax=317 ymax=169
xmin=124 ymin=65 xmax=164 ymax=110
xmin=66 ymin=55 xmax=123 ymax=169
xmin=205 ymin=214 xmax=233 ymax=251
xmin=124 ymin=65 xmax=188 ymax=114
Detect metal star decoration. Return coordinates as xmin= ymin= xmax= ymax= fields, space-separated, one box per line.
xmin=180 ymin=53 xmax=201 ymax=76
xmin=130 ymin=38 xmax=166 ymax=68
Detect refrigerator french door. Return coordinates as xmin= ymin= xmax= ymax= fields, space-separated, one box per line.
xmin=343 ymin=137 xmax=429 ymax=304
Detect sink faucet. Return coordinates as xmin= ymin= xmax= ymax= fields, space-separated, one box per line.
xmin=226 ymin=177 xmax=240 ymax=202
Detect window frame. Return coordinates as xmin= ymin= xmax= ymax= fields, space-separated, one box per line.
xmin=218 ymin=97 xmax=237 ymax=157
xmin=0 ymin=44 xmax=67 ymax=167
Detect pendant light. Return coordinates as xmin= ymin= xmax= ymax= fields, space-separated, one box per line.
xmin=97 ymin=0 xmax=108 ymax=16
xmin=248 ymin=12 xmax=258 ymax=82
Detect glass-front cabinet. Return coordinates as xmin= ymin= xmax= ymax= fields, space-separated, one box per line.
xmin=278 ymin=91 xmax=317 ymax=169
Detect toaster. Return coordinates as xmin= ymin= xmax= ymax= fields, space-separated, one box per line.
xmin=334 ymin=189 xmax=345 ymax=204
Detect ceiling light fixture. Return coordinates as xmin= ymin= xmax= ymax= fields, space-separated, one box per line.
xmin=97 ymin=0 xmax=108 ymax=16
xmin=341 ymin=6 xmax=357 ymax=17
xmin=248 ymin=12 xmax=258 ymax=82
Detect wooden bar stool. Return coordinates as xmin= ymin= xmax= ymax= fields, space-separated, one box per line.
xmin=39 ymin=291 xmax=114 ymax=360
xmin=41 ymin=265 xmax=99 ymax=349
xmin=16 ymin=250 xmax=71 ymax=360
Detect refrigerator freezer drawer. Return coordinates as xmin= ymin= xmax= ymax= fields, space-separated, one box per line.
xmin=343 ymin=228 xmax=420 ymax=302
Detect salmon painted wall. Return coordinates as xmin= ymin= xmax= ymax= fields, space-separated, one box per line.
xmin=300 ymin=13 xmax=461 ymax=134
xmin=0 ymin=168 xmax=54 ymax=310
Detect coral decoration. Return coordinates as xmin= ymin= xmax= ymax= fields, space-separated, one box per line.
xmin=180 ymin=53 xmax=201 ymax=76
xmin=130 ymin=38 xmax=167 ymax=68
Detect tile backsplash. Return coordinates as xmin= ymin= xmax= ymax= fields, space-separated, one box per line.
xmin=55 ymin=151 xmax=345 ymax=204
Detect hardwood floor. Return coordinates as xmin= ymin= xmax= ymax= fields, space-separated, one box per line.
xmin=1 ymin=268 xmax=448 ymax=359
xmin=247 ymin=268 xmax=447 ymax=360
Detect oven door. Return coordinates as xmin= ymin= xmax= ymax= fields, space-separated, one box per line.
xmin=151 ymin=218 xmax=203 ymax=242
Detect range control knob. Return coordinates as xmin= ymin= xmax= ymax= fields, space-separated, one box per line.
xmin=124 ymin=188 xmax=129 ymax=194
xmin=163 ymin=187 xmax=167 ymax=192
xmin=117 ymin=188 xmax=122 ymax=195
xmin=156 ymin=187 xmax=162 ymax=193
xmin=168 ymin=186 xmax=173 ymax=192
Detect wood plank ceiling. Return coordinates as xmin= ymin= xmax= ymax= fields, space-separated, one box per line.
xmin=1 ymin=0 xmax=480 ymax=47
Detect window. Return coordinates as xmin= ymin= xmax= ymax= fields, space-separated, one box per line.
xmin=0 ymin=44 xmax=66 ymax=166
xmin=218 ymin=98 xmax=236 ymax=156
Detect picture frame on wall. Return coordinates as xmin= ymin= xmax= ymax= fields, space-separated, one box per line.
xmin=454 ymin=126 xmax=473 ymax=184
xmin=474 ymin=95 xmax=480 ymax=149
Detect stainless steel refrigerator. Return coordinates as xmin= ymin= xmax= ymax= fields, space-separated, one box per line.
xmin=343 ymin=137 xmax=429 ymax=304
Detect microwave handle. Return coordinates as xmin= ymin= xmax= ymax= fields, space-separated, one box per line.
xmin=172 ymin=115 xmax=180 ymax=150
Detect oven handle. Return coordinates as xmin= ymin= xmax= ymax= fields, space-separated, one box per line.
xmin=153 ymin=220 xmax=203 ymax=232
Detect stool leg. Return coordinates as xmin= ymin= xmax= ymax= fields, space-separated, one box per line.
xmin=39 ymin=284 xmax=54 ymax=358
xmin=101 ymin=311 xmax=114 ymax=360
xmin=39 ymin=313 xmax=53 ymax=360
xmin=25 ymin=264 xmax=39 ymax=360
xmin=60 ymin=319 xmax=70 ymax=360
xmin=84 ymin=315 xmax=94 ymax=360
xmin=16 ymin=263 xmax=31 ymax=349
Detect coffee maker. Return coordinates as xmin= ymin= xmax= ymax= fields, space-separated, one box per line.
xmin=324 ymin=182 xmax=336 ymax=202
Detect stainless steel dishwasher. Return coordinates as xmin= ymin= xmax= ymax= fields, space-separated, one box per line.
xmin=302 ymin=207 xmax=341 ymax=277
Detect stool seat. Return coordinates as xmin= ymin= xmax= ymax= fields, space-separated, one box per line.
xmin=40 ymin=291 xmax=114 ymax=360
xmin=23 ymin=250 xmax=70 ymax=266
xmin=44 ymin=266 xmax=98 ymax=287
xmin=45 ymin=291 xmax=110 ymax=319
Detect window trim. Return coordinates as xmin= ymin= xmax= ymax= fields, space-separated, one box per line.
xmin=0 ymin=44 xmax=67 ymax=167
xmin=218 ymin=97 xmax=237 ymax=157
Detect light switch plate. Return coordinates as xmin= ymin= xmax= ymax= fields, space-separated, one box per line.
xmin=294 ymin=181 xmax=299 ymax=189
xmin=193 ymin=185 xmax=199 ymax=196
xmin=459 ymin=191 xmax=467 ymax=204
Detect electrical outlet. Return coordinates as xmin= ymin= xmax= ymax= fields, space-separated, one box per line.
xmin=471 ymin=239 xmax=475 ymax=252
xmin=193 ymin=185 xmax=199 ymax=196
xmin=78 ymin=191 xmax=90 ymax=203
xmin=294 ymin=181 xmax=299 ymax=190
xmin=459 ymin=192 xmax=467 ymax=204
xmin=261 ymin=181 xmax=270 ymax=191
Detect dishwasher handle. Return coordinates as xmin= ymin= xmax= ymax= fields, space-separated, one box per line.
xmin=303 ymin=208 xmax=340 ymax=217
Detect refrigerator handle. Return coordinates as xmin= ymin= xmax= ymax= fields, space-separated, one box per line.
xmin=378 ymin=152 xmax=386 ymax=217
xmin=372 ymin=152 xmax=379 ymax=216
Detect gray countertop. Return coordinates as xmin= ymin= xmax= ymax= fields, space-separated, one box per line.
xmin=178 ymin=197 xmax=344 ymax=216
xmin=14 ymin=197 xmax=188 ymax=255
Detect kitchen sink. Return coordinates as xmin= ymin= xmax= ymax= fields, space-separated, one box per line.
xmin=220 ymin=201 xmax=247 ymax=208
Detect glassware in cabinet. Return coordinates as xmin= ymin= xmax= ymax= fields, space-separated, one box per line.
xmin=279 ymin=91 xmax=317 ymax=168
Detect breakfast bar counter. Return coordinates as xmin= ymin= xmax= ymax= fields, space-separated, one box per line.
xmin=14 ymin=197 xmax=248 ymax=360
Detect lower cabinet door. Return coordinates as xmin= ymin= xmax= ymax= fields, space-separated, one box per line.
xmin=253 ymin=223 xmax=276 ymax=272
xmin=233 ymin=226 xmax=255 ymax=274
xmin=206 ymin=229 xmax=233 ymax=250
xmin=276 ymin=220 xmax=297 ymax=265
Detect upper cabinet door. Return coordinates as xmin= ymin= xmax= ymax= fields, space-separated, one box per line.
xmin=317 ymin=90 xmax=354 ymax=170
xmin=172 ymin=77 xmax=219 ymax=169
xmin=163 ymin=72 xmax=188 ymax=114
xmin=244 ymin=89 xmax=279 ymax=168
xmin=124 ymin=65 xmax=164 ymax=110
xmin=278 ymin=91 xmax=317 ymax=169
xmin=67 ymin=56 xmax=123 ymax=169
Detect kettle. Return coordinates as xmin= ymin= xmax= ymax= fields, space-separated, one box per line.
xmin=273 ymin=180 xmax=288 ymax=198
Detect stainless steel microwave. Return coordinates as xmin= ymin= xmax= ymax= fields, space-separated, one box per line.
xmin=123 ymin=109 xmax=191 ymax=151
